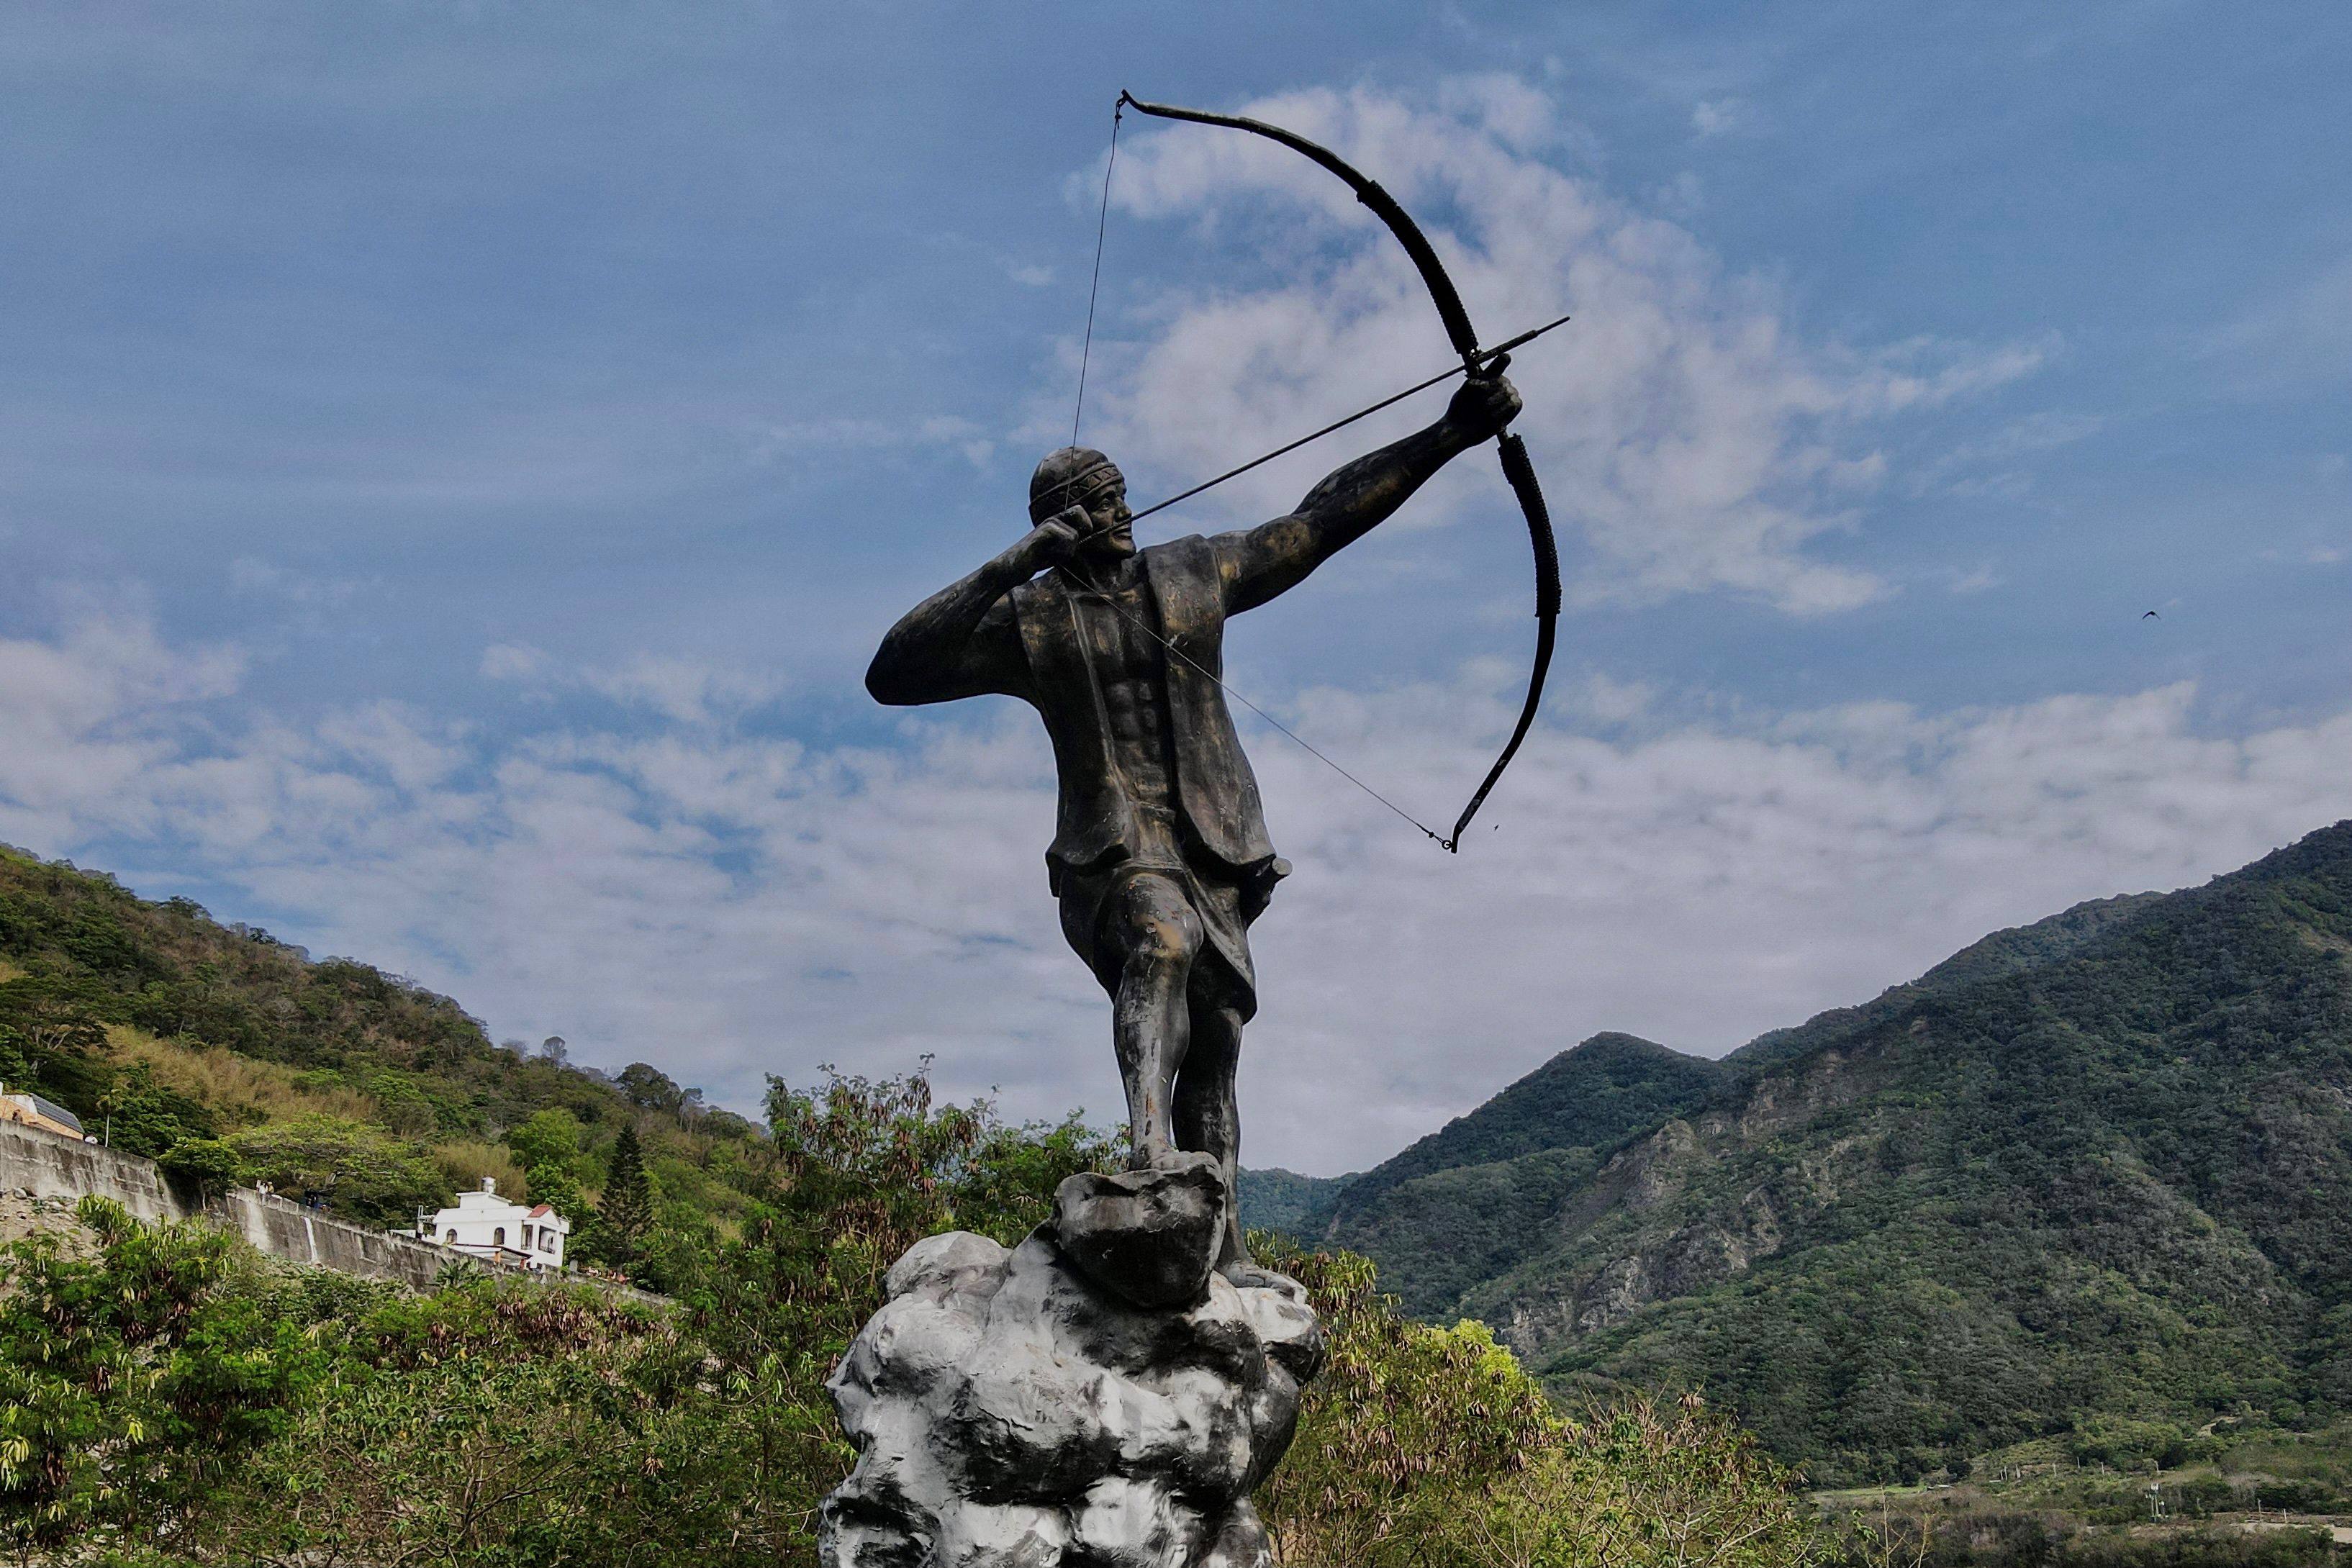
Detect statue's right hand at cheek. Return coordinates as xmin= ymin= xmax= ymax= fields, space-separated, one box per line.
xmin=1020 ymin=506 xmax=1097 ymax=574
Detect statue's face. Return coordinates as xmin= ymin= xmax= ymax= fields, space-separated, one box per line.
xmin=1075 ymin=471 xmax=1134 ymax=561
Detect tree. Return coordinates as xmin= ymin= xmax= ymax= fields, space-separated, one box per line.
xmin=617 ymin=1061 xmax=684 ymax=1115
xmin=0 ymin=1051 xmax=1838 ymax=1568
xmin=1254 ymin=1239 xmax=1812 ymax=1568
xmin=502 ymin=1107 xmax=598 ymax=1258
xmin=93 ymin=1062 xmax=212 ymax=1158
xmin=684 ymin=1069 xmax=1117 ymax=1363
xmin=159 ymin=1137 xmax=246 ymax=1205
xmin=538 ymin=1035 xmax=569 ymax=1065
xmin=229 ymin=1115 xmax=445 ymax=1227
xmin=0 ymin=975 xmax=112 ymax=1059
xmin=507 ymin=1107 xmax=587 ymax=1178
xmin=599 ymin=1122 xmax=653 ymax=1266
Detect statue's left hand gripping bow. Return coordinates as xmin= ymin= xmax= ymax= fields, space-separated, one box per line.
xmin=1120 ymin=93 xmax=1562 ymax=852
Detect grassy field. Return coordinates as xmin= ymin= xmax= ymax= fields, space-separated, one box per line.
xmin=1813 ymin=1423 xmax=2352 ymax=1563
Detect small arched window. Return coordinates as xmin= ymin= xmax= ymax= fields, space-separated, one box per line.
xmin=493 ymin=1226 xmax=505 ymax=1247
xmin=445 ymin=1228 xmax=457 ymax=1244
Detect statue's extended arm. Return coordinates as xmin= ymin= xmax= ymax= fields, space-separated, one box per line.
xmin=866 ymin=512 xmax=1089 ymax=705
xmin=1221 ymin=375 xmax=1521 ymax=615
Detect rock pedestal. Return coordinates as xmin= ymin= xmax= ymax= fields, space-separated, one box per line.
xmin=820 ymin=1155 xmax=1324 ymax=1568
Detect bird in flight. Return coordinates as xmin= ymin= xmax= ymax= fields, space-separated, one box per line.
xmin=2143 ymin=610 xmax=2159 ymax=619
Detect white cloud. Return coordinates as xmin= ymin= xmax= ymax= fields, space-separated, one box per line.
xmin=749 ymin=413 xmax=995 ymax=472
xmin=482 ymin=643 xmax=785 ymax=725
xmin=582 ymin=656 xmax=786 ymax=726
xmin=1064 ymin=81 xmax=2046 ymax=616
xmin=480 ymin=643 xmax=553 ymax=684
xmin=0 ymin=606 xmax=244 ymax=838
xmin=229 ymin=558 xmax=361 ymax=608
xmin=1915 ymin=407 xmax=2104 ymax=499
xmin=7 ymin=609 xmax=2351 ymax=1174
xmin=1690 ymin=98 xmax=1745 ymax=138
xmin=2209 ymin=252 xmax=2352 ymax=386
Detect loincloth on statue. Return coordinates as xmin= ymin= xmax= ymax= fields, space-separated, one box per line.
xmin=1054 ymin=807 xmax=1280 ymax=1021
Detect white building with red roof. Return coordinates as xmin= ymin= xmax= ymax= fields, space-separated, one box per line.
xmin=425 ymin=1177 xmax=570 ymax=1270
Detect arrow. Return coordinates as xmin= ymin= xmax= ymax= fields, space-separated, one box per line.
xmin=1127 ymin=311 xmax=1573 ymax=523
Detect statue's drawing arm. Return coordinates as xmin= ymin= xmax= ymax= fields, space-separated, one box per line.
xmin=866 ymin=509 xmax=1093 ymax=705
xmin=1219 ymin=375 xmax=1521 ymax=614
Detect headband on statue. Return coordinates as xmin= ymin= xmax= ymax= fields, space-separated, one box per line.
xmin=1029 ymin=448 xmax=1123 ymax=523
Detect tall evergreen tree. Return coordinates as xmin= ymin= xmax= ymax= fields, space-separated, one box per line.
xmin=600 ymin=1121 xmax=653 ymax=1265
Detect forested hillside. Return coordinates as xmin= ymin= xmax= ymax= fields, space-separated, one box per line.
xmin=1234 ymin=1164 xmax=1355 ymax=1236
xmin=0 ymin=841 xmax=766 ymax=1282
xmin=1313 ymin=822 xmax=2352 ymax=1485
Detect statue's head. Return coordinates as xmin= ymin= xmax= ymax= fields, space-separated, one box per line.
xmin=1030 ymin=447 xmax=1134 ymax=561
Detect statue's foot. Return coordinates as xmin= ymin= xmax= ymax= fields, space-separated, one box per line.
xmin=1127 ymin=1137 xmax=1181 ymax=1172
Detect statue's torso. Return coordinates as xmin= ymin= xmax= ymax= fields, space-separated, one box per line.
xmin=1072 ymin=566 xmax=1182 ymax=863
xmin=1010 ymin=535 xmax=1275 ymax=886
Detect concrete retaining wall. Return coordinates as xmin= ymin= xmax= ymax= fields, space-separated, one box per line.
xmin=219 ymin=1188 xmax=464 ymax=1290
xmin=0 ymin=1118 xmax=665 ymax=1307
xmin=0 ymin=1114 xmax=181 ymax=1224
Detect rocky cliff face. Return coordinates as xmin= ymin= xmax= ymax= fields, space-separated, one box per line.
xmin=1471 ymin=1037 xmax=1891 ymax=1355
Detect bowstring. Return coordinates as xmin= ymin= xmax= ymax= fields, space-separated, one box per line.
xmin=1053 ymin=567 xmax=1444 ymax=845
xmin=1071 ymin=100 xmax=1123 ymax=448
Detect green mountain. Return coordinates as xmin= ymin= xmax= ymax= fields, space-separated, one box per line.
xmin=1336 ymin=1032 xmax=1729 ymax=1213
xmin=1233 ymin=1165 xmax=1357 ymax=1238
xmin=1275 ymin=1033 xmax=1727 ymax=1316
xmin=1313 ymin=822 xmax=2352 ymax=1484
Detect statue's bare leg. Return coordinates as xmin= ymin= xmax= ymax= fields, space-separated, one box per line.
xmin=1104 ymin=873 xmax=1202 ymax=1169
xmin=1174 ymin=991 xmax=1249 ymax=1270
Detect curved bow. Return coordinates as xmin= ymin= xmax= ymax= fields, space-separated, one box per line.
xmin=1119 ymin=92 xmax=1562 ymax=852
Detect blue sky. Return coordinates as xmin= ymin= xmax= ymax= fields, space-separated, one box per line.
xmin=4 ymin=4 xmax=2348 ymax=1172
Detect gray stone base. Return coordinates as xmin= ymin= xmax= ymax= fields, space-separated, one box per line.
xmin=821 ymin=1166 xmax=1324 ymax=1568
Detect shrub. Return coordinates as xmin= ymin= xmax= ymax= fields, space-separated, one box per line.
xmin=0 ymin=1198 xmax=319 ymax=1554
xmin=1257 ymin=1238 xmax=1811 ymax=1568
